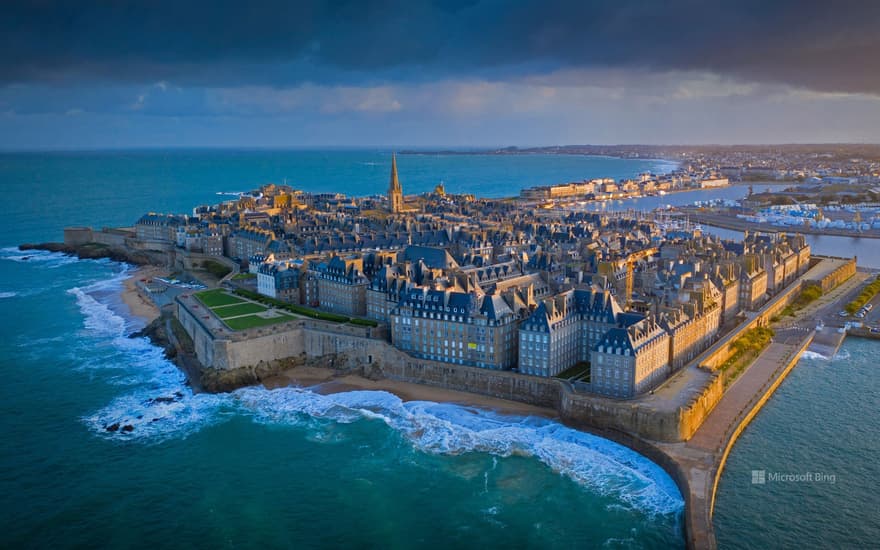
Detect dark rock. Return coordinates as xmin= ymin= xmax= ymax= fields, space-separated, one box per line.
xmin=105 ymin=423 xmax=120 ymax=432
xmin=18 ymin=241 xmax=157 ymax=266
xmin=121 ymin=425 xmax=135 ymax=432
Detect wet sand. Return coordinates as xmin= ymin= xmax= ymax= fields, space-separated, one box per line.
xmin=263 ymin=365 xmax=556 ymax=419
xmin=121 ymin=266 xmax=165 ymax=323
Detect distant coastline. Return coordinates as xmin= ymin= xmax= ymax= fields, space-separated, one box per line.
xmin=399 ymin=146 xmax=681 ymax=165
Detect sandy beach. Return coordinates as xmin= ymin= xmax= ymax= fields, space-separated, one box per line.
xmin=263 ymin=365 xmax=557 ymax=419
xmin=121 ymin=265 xmax=166 ymax=323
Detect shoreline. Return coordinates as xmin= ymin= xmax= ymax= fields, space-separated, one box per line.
xmin=261 ymin=365 xmax=558 ymax=419
xmin=120 ymin=265 xmax=165 ymax=323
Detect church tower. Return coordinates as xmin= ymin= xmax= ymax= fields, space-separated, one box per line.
xmin=388 ymin=153 xmax=403 ymax=213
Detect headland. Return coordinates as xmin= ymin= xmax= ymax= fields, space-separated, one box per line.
xmin=22 ymin=146 xmax=879 ymax=549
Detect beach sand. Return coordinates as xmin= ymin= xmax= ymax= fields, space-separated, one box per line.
xmin=263 ymin=365 xmax=557 ymax=419
xmin=121 ymin=265 xmax=165 ymax=323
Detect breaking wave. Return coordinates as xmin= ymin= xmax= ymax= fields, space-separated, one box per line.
xmin=71 ymin=272 xmax=234 ymax=440
xmin=0 ymin=246 xmax=82 ymax=268
xmin=236 ymin=386 xmax=684 ymax=515
xmin=0 ymin=291 xmax=16 ymax=298
xmin=801 ymin=349 xmax=852 ymax=362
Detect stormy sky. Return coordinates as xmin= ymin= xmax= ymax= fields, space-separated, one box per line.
xmin=2 ymin=0 xmax=879 ymax=149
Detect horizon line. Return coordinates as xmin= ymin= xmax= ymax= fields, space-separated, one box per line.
xmin=2 ymin=141 xmax=879 ymax=154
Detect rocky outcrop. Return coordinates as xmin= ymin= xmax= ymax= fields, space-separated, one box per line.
xmin=198 ymin=357 xmax=307 ymax=393
xmin=130 ymin=316 xmax=315 ymax=393
xmin=131 ymin=315 xmax=175 ymax=357
xmin=18 ymin=242 xmax=161 ymax=266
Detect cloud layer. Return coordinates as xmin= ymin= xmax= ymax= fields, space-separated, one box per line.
xmin=3 ymin=0 xmax=879 ymax=94
xmin=2 ymin=1 xmax=879 ymax=148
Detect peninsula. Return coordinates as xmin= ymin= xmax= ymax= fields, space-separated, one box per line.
xmin=21 ymin=152 xmax=873 ymax=550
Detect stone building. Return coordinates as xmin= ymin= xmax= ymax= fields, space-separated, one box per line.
xmin=135 ymin=213 xmax=187 ymax=243
xmin=518 ymin=287 xmax=629 ymax=377
xmin=257 ymin=260 xmax=304 ymax=303
xmin=315 ymin=256 xmax=369 ymax=316
xmin=229 ymin=228 xmax=274 ymax=262
xmin=591 ymin=317 xmax=670 ymax=398
xmin=366 ymin=264 xmax=414 ymax=323
xmin=390 ymin=287 xmax=519 ymax=370
xmin=739 ymin=255 xmax=769 ymax=310
xmin=710 ymin=262 xmax=741 ymax=323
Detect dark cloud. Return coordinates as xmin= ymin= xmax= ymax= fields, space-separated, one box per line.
xmin=1 ymin=0 xmax=879 ymax=94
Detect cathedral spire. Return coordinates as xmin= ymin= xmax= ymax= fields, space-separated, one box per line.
xmin=388 ymin=152 xmax=403 ymax=213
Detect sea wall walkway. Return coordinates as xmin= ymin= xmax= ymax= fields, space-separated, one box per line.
xmin=660 ymin=330 xmax=814 ymax=549
xmin=662 ymin=258 xmax=862 ymax=548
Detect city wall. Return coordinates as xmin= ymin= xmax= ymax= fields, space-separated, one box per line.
xmin=64 ymin=226 xmax=132 ymax=248
xmin=805 ymin=255 xmax=857 ymax=293
xmin=178 ymin=302 xmax=716 ymax=441
xmin=174 ymin=255 xmax=855 ymax=446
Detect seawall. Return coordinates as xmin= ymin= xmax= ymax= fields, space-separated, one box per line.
xmin=709 ymin=334 xmax=813 ymax=512
xmin=178 ymin=290 xmax=723 ymax=442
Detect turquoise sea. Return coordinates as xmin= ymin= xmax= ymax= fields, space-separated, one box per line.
xmin=0 ymin=150 xmax=685 ymax=549
xmin=714 ymin=339 xmax=880 ymax=549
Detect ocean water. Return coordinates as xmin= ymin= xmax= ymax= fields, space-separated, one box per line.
xmin=0 ymin=150 xmax=685 ymax=548
xmin=713 ymin=339 xmax=880 ymax=549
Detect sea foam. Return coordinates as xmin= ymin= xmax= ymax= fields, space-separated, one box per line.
xmin=234 ymin=386 xmax=684 ymax=515
xmin=72 ymin=269 xmax=233 ymax=441
xmin=800 ymin=350 xmax=830 ymax=361
xmin=801 ymin=349 xmax=852 ymax=362
xmin=0 ymin=247 xmax=82 ymax=268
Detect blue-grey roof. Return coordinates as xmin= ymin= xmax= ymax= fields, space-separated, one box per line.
xmin=402 ymin=245 xmax=458 ymax=269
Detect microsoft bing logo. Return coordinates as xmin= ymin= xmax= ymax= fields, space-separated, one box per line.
xmin=751 ymin=470 xmax=766 ymax=484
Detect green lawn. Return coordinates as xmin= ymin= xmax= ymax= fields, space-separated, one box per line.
xmin=214 ymin=302 xmax=269 ymax=318
xmin=555 ymin=362 xmax=591 ymax=381
xmin=195 ymin=289 xmax=246 ymax=308
xmin=223 ymin=313 xmax=295 ymax=330
xmin=232 ymin=272 xmax=257 ymax=280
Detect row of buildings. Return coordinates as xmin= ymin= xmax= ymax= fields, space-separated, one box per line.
xmin=519 ymin=172 xmax=730 ymax=202
xmin=139 ymin=156 xmax=811 ymax=399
